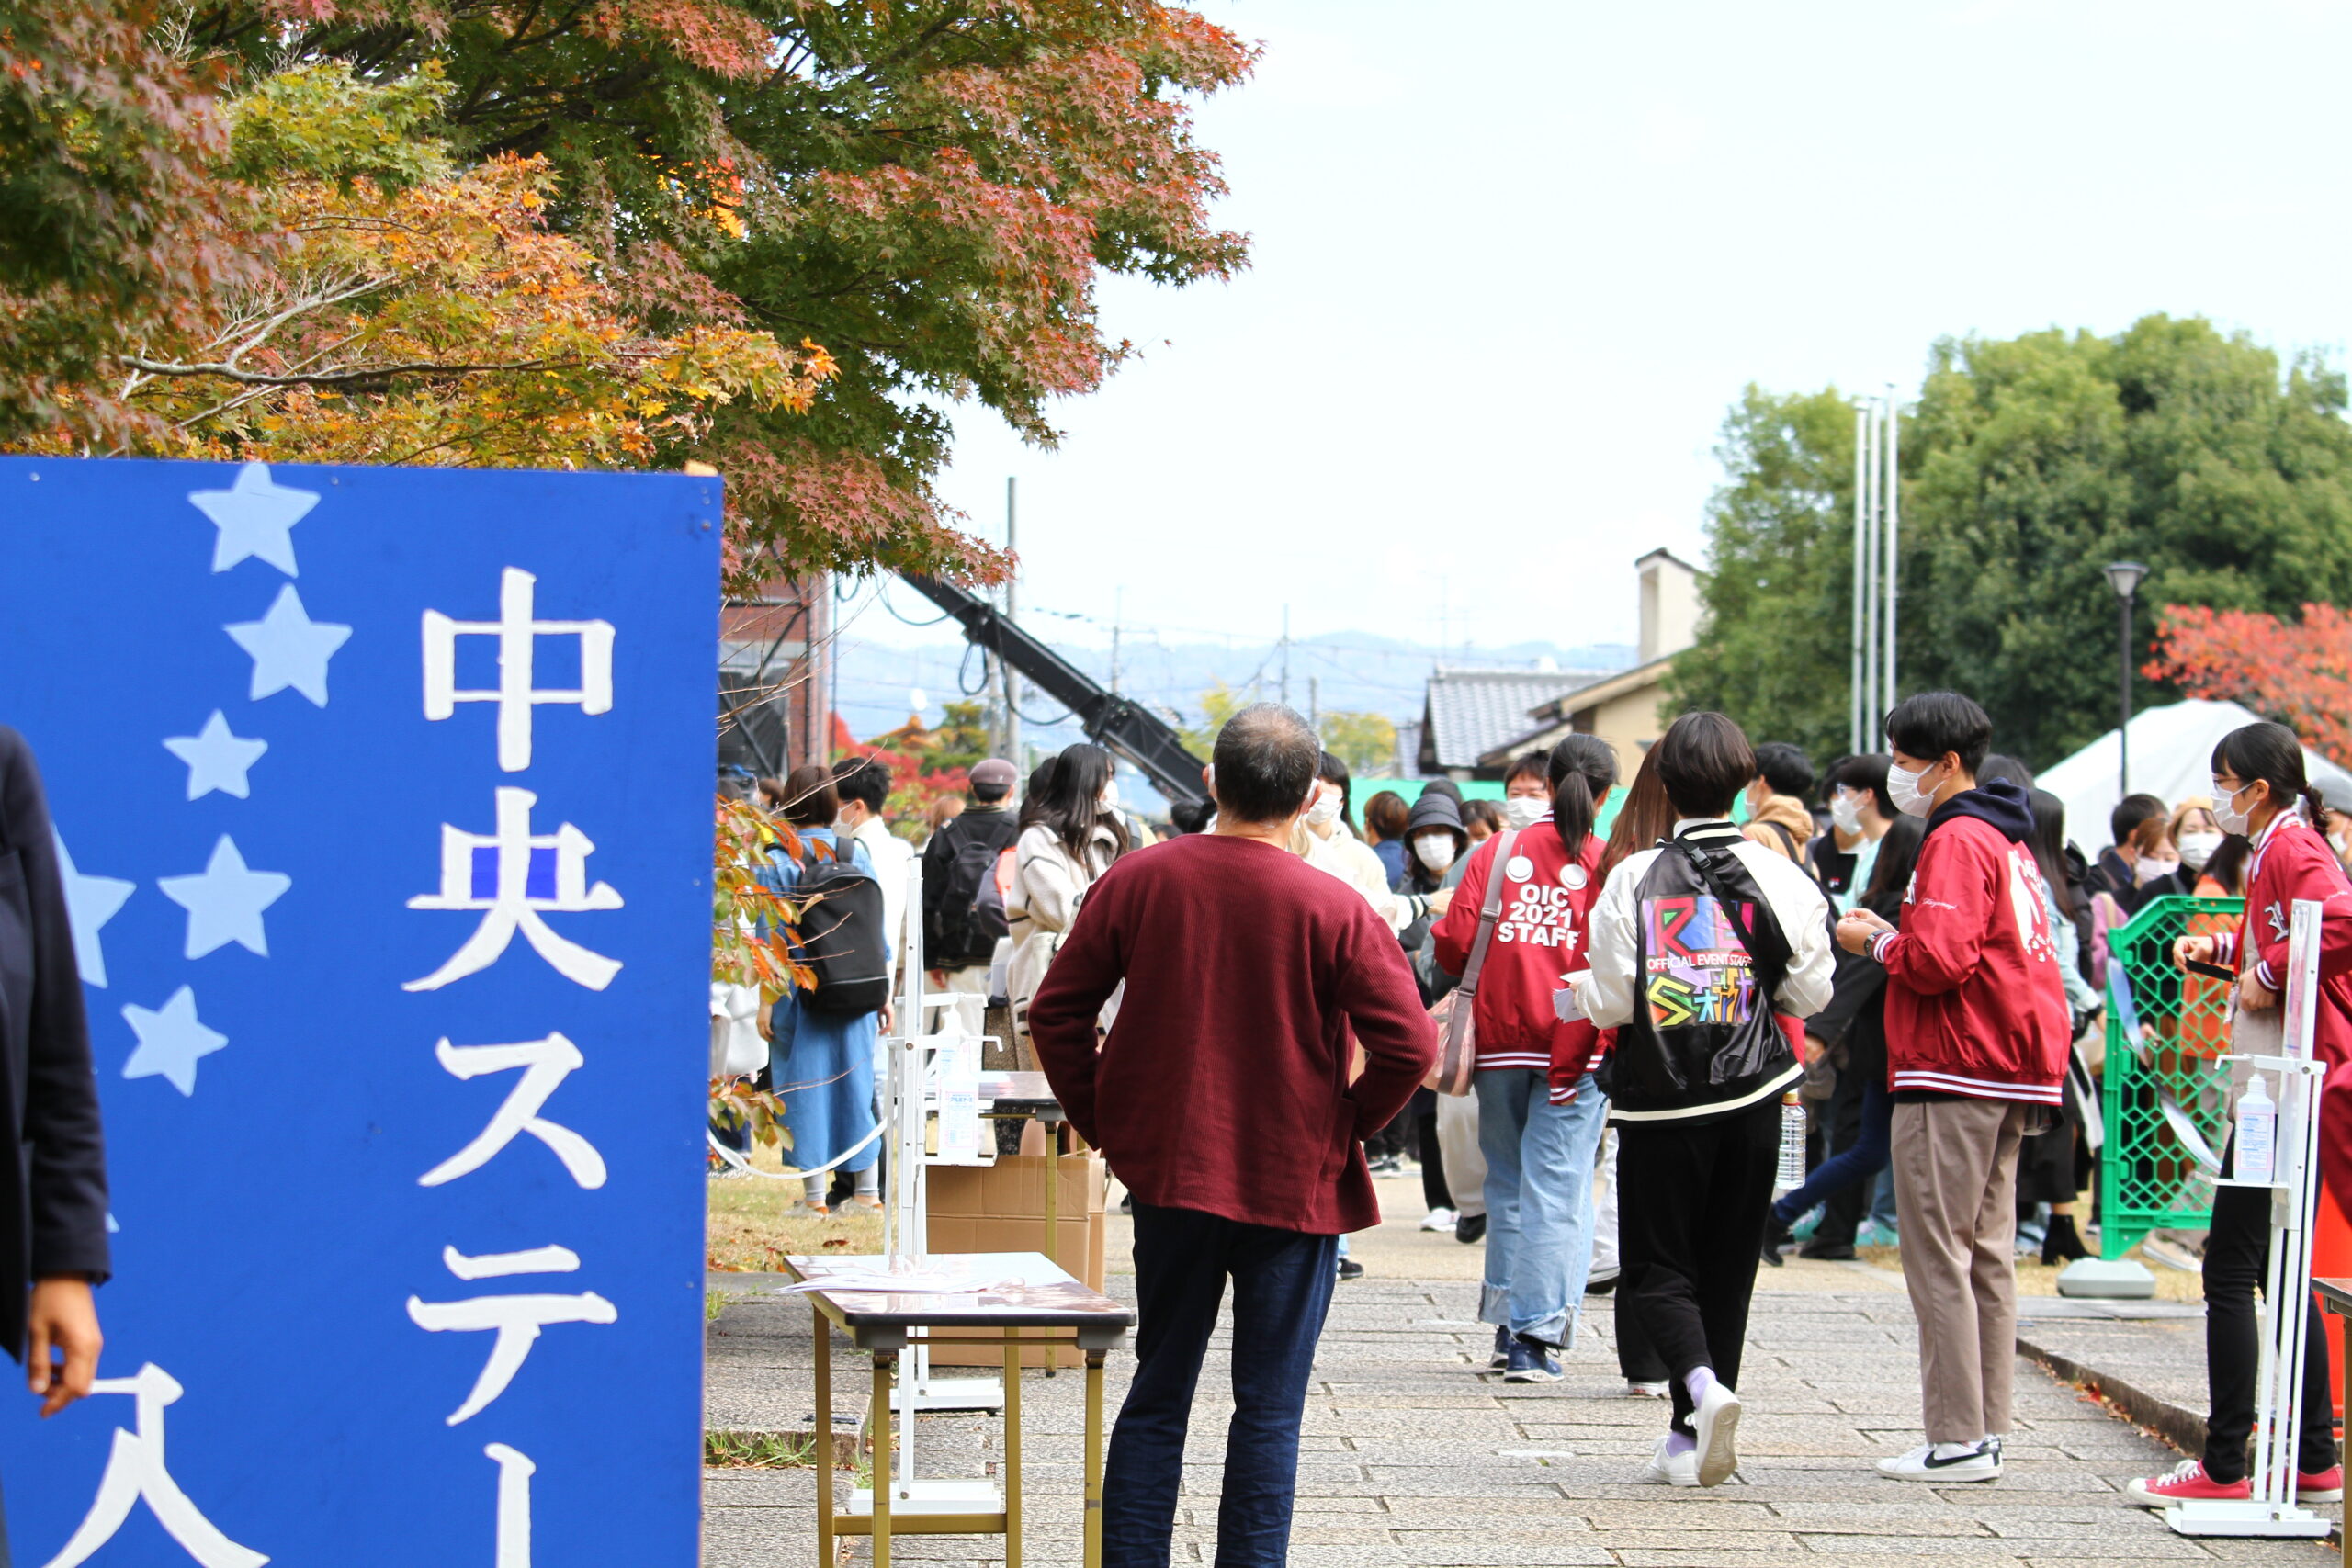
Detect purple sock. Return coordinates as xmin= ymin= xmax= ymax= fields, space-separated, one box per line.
xmin=1666 ymin=1431 xmax=1696 ymax=1456
xmin=1683 ymin=1367 xmax=1715 ymax=1406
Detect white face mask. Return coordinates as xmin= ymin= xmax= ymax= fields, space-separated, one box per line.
xmin=832 ymin=812 xmax=854 ymax=835
xmin=1306 ymin=785 xmax=1342 ymax=827
xmin=2212 ymin=778 xmax=2256 ymax=837
xmin=1502 ymin=795 xmax=1547 ymax=831
xmin=1413 ymin=835 xmax=1458 ymax=873
xmin=1886 ymin=761 xmax=1940 ymax=819
xmin=1100 ymin=778 xmax=1120 ymax=812
xmin=2135 ymin=854 xmax=2177 ymax=882
xmin=1829 ymin=791 xmax=1864 ymax=835
xmin=2177 ymin=831 xmax=2222 ymax=870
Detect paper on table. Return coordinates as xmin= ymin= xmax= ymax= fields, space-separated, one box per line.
xmin=773 ymin=1252 xmax=1069 ymax=1297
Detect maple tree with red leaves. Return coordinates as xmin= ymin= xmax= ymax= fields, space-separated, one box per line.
xmin=2145 ymin=602 xmax=2352 ymax=765
xmin=175 ymin=0 xmax=1258 ymax=587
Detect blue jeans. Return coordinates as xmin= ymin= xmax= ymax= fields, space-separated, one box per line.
xmin=1476 ymin=1068 xmax=1608 ymax=1348
xmin=1102 ymin=1203 xmax=1338 ymax=1568
xmin=1771 ymin=1076 xmax=1891 ymax=1228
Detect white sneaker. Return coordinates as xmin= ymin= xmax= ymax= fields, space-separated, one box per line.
xmin=1877 ymin=1440 xmax=2001 ymax=1483
xmin=1636 ymin=1435 xmax=1699 ymax=1487
xmin=1420 ymin=1207 xmax=1457 ymax=1233
xmin=1626 ymin=1379 xmax=1670 ymax=1399
xmin=1692 ymin=1381 xmax=1742 ymax=1487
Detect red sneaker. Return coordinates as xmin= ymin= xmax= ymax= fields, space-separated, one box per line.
xmin=2125 ymin=1460 xmax=2250 ymax=1506
xmin=2295 ymin=1464 xmax=2344 ymax=1504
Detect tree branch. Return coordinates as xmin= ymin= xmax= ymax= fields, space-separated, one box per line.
xmin=115 ymin=355 xmax=573 ymax=388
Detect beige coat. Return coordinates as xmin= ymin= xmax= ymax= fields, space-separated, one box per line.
xmin=1295 ymin=818 xmax=1413 ymax=932
xmin=1007 ymin=821 xmax=1121 ymax=1043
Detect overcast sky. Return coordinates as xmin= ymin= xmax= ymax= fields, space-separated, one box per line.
xmin=886 ymin=0 xmax=2352 ymax=657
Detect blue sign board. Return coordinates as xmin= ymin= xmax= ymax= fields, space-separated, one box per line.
xmin=0 ymin=457 xmax=717 ymax=1566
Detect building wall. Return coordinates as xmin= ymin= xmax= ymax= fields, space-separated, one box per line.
xmin=1583 ymin=679 xmax=1671 ymax=780
xmin=719 ymin=572 xmax=831 ymax=780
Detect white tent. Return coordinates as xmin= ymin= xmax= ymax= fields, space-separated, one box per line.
xmin=2037 ymin=699 xmax=2352 ymax=852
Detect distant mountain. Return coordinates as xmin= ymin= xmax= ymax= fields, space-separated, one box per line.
xmin=831 ymin=627 xmax=1638 ymax=787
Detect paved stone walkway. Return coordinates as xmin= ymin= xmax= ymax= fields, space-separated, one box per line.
xmin=704 ymin=1266 xmax=2335 ymax=1565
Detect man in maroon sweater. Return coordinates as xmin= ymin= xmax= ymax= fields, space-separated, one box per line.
xmin=1030 ymin=704 xmax=1435 ymax=1568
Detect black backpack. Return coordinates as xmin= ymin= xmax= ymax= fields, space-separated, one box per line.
xmin=925 ymin=810 xmax=1021 ymax=966
xmin=791 ymin=845 xmax=894 ymax=1015
xmin=1596 ymin=832 xmax=1798 ymax=1117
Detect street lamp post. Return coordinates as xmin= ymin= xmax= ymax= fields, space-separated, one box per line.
xmin=2104 ymin=561 xmax=2149 ymax=796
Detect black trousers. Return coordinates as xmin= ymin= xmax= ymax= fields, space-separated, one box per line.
xmin=1409 ymin=1087 xmax=1451 ymax=1211
xmin=1617 ymin=1097 xmax=1781 ymax=1436
xmin=2204 ymin=1150 xmax=2338 ymax=1483
xmin=1812 ymin=1064 xmax=1867 ymax=1247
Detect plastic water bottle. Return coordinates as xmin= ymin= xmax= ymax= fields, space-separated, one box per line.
xmin=1775 ymin=1091 xmax=1808 ymax=1191
xmin=2235 ymin=1074 xmax=2278 ymax=1185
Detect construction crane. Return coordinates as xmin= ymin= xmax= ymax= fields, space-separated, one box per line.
xmin=898 ymin=572 xmax=1207 ymax=807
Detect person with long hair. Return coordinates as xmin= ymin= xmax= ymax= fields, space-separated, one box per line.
xmin=2128 ymin=721 xmax=2352 ymax=1506
xmin=2016 ymin=789 xmax=2101 ymax=1265
xmin=1572 ymin=714 xmax=1835 ymax=1487
xmin=759 ymin=763 xmax=885 ymax=1217
xmin=1007 ymin=743 xmax=1130 ymax=1066
xmin=1759 ymin=815 xmax=1926 ymax=1268
xmin=1430 ymin=737 xmax=1620 ymax=1382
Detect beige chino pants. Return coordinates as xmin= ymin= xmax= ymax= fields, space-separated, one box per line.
xmin=1438 ymin=1089 xmax=1488 ymax=1220
xmin=1890 ymin=1097 xmax=2031 ymax=1445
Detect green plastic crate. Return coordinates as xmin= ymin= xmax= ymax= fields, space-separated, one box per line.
xmin=2099 ymin=893 xmax=2244 ymax=1259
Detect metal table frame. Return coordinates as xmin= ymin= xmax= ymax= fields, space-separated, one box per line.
xmin=788 ymin=1257 xmax=1131 ymax=1568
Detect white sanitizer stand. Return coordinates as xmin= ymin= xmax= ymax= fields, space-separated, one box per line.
xmin=2168 ymin=897 xmax=2334 ymax=1540
xmin=854 ymin=860 xmax=1008 ymax=1524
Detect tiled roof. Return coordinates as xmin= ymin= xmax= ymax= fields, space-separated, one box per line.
xmin=1419 ymin=668 xmax=1609 ymax=771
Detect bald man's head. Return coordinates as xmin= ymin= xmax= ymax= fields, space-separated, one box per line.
xmin=1212 ymin=703 xmax=1320 ymax=825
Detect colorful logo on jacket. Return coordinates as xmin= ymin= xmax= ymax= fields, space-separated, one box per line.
xmin=2003 ymin=844 xmax=2059 ymax=964
xmin=1641 ymin=894 xmax=1758 ymax=1028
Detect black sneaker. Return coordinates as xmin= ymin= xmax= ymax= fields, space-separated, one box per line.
xmin=1798 ymin=1238 xmax=1856 ymax=1261
xmin=1489 ymin=1325 xmax=1511 ymax=1368
xmin=1586 ymin=1266 xmax=1620 ymax=1296
xmin=1337 ymin=1258 xmax=1364 ymax=1281
xmin=1455 ymin=1213 xmax=1487 ymax=1245
xmin=1760 ymin=1217 xmax=1792 ymax=1268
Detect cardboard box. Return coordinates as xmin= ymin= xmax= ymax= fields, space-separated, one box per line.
xmin=924 ymin=1155 xmax=1107 ymax=1369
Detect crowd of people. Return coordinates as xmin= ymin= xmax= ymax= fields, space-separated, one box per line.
xmin=711 ymin=694 xmax=2352 ymax=1566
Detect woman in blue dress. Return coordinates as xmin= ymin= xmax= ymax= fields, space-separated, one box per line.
xmin=762 ymin=762 xmax=888 ymax=1217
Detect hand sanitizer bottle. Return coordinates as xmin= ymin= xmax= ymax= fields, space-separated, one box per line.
xmin=2235 ymin=1074 xmax=2278 ymax=1185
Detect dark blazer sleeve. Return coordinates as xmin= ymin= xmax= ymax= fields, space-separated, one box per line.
xmin=1 ymin=730 xmax=110 ymax=1282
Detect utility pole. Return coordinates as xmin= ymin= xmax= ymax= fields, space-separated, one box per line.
xmin=1850 ymin=404 xmax=1868 ymax=754
xmin=1309 ymin=676 xmax=1320 ymax=735
xmin=1850 ymin=392 xmax=1901 ymax=752
xmin=1003 ymin=477 xmax=1021 ymax=768
xmin=1883 ymin=382 xmax=1900 ymax=717
xmin=1109 ymin=587 xmax=1123 ymax=694
xmin=1280 ymin=604 xmax=1291 ymax=707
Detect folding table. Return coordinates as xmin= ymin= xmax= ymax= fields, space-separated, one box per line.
xmin=784 ymin=1250 xmax=1133 ymax=1568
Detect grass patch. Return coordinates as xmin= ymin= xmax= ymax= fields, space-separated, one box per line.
xmin=707 ymin=1142 xmax=885 ymax=1272
xmin=704 ymin=1428 xmax=872 ymax=1473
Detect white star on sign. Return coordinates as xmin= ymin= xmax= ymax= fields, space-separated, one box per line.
xmin=51 ymin=829 xmax=134 ymax=988
xmin=157 ymin=835 xmax=291 ymax=959
xmin=162 ymin=712 xmax=268 ymax=801
xmin=187 ymin=460 xmax=319 ymax=576
xmin=226 ymin=584 xmax=351 ymax=706
xmin=121 ymin=987 xmax=228 ymax=1096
